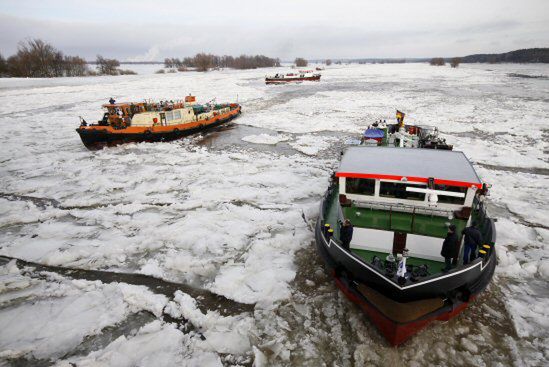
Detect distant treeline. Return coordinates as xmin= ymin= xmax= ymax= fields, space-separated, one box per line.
xmin=427 ymin=48 xmax=549 ymax=67
xmin=459 ymin=48 xmax=549 ymax=63
xmin=0 ymin=39 xmax=135 ymax=77
xmin=164 ymin=53 xmax=280 ymax=71
xmin=0 ymin=39 xmax=88 ymax=77
xmin=429 ymin=57 xmax=461 ymax=67
xmin=315 ymin=58 xmax=416 ymax=64
xmin=312 ymin=48 xmax=549 ymax=65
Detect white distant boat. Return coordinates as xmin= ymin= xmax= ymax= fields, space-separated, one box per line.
xmin=265 ymin=70 xmax=321 ymax=84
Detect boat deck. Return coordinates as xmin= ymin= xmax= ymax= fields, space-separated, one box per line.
xmin=321 ymin=185 xmax=462 ymax=272
xmin=352 ymin=248 xmax=444 ymax=273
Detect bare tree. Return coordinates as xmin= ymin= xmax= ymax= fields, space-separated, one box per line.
xmin=0 ymin=53 xmax=8 ymax=76
xmin=429 ymin=57 xmax=445 ymax=66
xmin=450 ymin=57 xmax=461 ymax=68
xmin=6 ymin=39 xmax=65 ymax=77
xmin=325 ymin=59 xmax=332 ymax=66
xmin=96 ymin=55 xmax=120 ymax=75
xmin=165 ymin=53 xmax=279 ymax=71
xmin=64 ymin=55 xmax=89 ymax=76
xmin=173 ymin=58 xmax=183 ymax=67
xmin=295 ymin=57 xmax=308 ymax=67
xmin=194 ymin=53 xmax=214 ymax=72
xmin=0 ymin=39 xmax=125 ymax=78
xmin=118 ymin=69 xmax=137 ymax=75
xmin=182 ymin=57 xmax=195 ymax=67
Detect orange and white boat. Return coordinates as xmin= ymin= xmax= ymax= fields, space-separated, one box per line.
xmin=76 ymin=95 xmax=241 ymax=149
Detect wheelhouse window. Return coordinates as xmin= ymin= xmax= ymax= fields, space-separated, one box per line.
xmin=379 ymin=181 xmax=426 ymax=201
xmin=346 ymin=178 xmax=375 ymax=196
xmin=434 ymin=184 xmax=467 ymax=205
xmin=173 ymin=110 xmax=182 ymax=119
xmin=166 ymin=111 xmax=174 ymax=122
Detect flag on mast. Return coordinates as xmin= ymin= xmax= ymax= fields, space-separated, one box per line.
xmin=396 ymin=110 xmax=406 ymax=123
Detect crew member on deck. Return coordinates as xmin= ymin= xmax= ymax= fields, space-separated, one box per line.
xmin=109 ymin=97 xmax=115 ymax=105
xmin=340 ymin=219 xmax=353 ymax=251
xmin=441 ymin=224 xmax=458 ymax=272
xmin=462 ymin=222 xmax=482 ymax=265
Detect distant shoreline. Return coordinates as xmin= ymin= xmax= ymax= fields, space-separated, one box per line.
xmin=309 ymin=47 xmax=549 ymax=65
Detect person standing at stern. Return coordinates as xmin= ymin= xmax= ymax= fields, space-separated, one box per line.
xmin=441 ymin=224 xmax=459 ymax=272
xmin=340 ymin=219 xmax=354 ymax=251
xmin=462 ymin=222 xmax=483 ymax=265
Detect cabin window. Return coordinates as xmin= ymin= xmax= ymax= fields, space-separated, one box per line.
xmin=379 ymin=181 xmax=425 ymax=201
xmin=434 ymin=184 xmax=467 ymax=205
xmin=345 ymin=178 xmax=375 ymax=196
xmin=173 ymin=110 xmax=182 ymax=119
xmin=166 ymin=111 xmax=174 ymax=121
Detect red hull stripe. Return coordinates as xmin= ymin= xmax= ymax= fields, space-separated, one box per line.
xmin=335 ymin=172 xmax=482 ymax=189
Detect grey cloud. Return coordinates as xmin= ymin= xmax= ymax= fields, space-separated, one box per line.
xmin=0 ymin=8 xmax=547 ymax=61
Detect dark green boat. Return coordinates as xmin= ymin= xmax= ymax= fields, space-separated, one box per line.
xmin=315 ymin=146 xmax=496 ymax=345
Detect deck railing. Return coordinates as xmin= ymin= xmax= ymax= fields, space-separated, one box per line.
xmin=476 ymin=201 xmax=497 ymax=262
xmin=351 ymin=199 xmax=457 ymax=235
xmin=353 ymin=200 xmax=452 ymax=218
xmin=320 ymin=183 xmax=344 ymax=242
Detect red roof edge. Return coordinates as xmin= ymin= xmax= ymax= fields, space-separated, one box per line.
xmin=335 ymin=172 xmax=482 ymax=189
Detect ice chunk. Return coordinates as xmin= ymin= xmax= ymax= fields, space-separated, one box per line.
xmin=241 ymin=133 xmax=290 ymax=145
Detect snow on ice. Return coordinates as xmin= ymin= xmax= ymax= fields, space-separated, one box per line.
xmin=1 ymin=63 xmax=548 ymax=366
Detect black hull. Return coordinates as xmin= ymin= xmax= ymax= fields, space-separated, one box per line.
xmin=265 ymin=75 xmax=321 ymax=84
xmin=314 ymin=187 xmax=496 ymax=304
xmin=76 ymin=113 xmax=239 ymax=150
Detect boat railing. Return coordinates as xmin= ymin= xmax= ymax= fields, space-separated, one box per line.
xmin=354 ymin=200 xmax=451 ymax=216
xmin=475 ymin=201 xmax=497 ymax=262
xmin=351 ymin=200 xmax=455 ymax=234
xmin=320 ymin=182 xmax=342 ymax=238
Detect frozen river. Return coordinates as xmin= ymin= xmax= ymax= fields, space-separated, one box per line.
xmin=0 ymin=63 xmax=548 ymax=366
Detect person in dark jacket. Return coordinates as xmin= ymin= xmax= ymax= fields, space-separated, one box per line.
xmin=462 ymin=222 xmax=483 ymax=265
xmin=340 ymin=219 xmax=354 ymax=251
xmin=441 ymin=224 xmax=459 ymax=272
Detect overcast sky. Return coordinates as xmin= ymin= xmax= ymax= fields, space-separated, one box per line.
xmin=1 ymin=0 xmax=548 ymax=61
